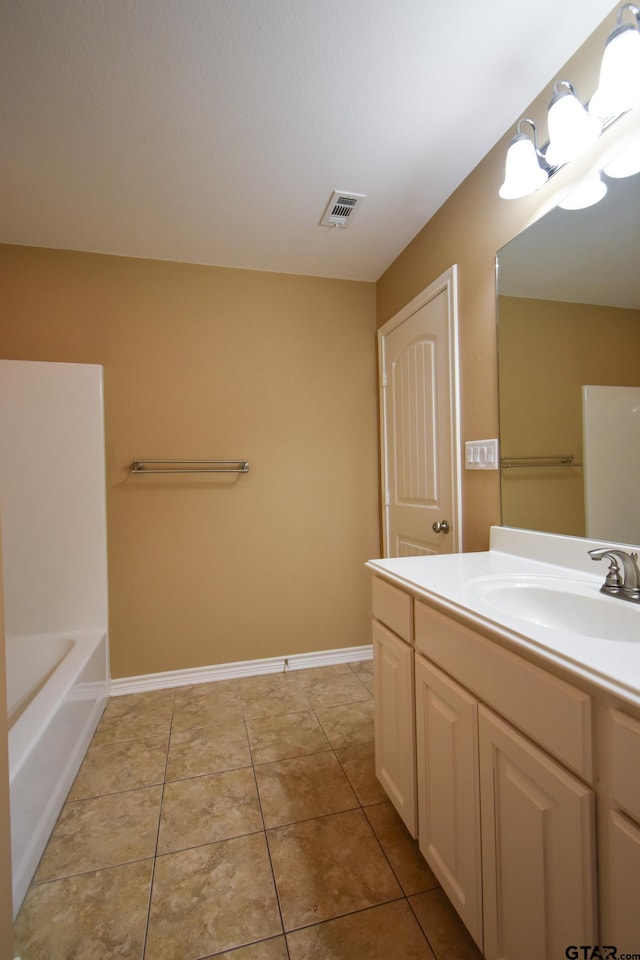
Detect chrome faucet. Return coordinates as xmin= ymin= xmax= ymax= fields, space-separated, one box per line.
xmin=588 ymin=547 xmax=640 ymax=603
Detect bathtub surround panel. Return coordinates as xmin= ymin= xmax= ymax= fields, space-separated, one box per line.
xmin=0 ymin=360 xmax=108 ymax=638
xmin=0 ymin=360 xmax=110 ymax=917
xmin=0 ymin=247 xmax=379 ymax=679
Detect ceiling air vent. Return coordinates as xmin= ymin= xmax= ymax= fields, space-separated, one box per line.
xmin=320 ymin=191 xmax=366 ymax=228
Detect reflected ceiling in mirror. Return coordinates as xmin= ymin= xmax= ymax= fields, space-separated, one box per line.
xmin=496 ymin=171 xmax=640 ymax=542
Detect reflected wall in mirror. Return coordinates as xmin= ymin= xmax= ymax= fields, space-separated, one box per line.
xmin=496 ymin=170 xmax=640 ymax=543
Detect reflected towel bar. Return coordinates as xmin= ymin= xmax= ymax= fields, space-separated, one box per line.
xmin=500 ymin=455 xmax=581 ymax=469
xmin=131 ymin=459 xmax=250 ymax=474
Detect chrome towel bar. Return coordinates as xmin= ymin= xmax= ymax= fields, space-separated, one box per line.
xmin=500 ymin=455 xmax=580 ymax=469
xmin=131 ymin=459 xmax=249 ymax=474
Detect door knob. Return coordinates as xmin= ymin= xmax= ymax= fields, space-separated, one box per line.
xmin=432 ymin=520 xmax=450 ymax=534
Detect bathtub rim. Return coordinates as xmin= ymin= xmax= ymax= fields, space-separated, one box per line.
xmin=8 ymin=629 xmax=109 ymax=784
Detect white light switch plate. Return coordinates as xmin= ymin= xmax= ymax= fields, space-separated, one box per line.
xmin=465 ymin=438 xmax=499 ymax=470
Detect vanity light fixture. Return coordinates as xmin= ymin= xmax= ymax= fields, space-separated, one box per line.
xmin=498 ymin=118 xmax=549 ymax=199
xmin=545 ymin=81 xmax=602 ymax=166
xmin=557 ymin=173 xmax=607 ymax=209
xmin=603 ymin=139 xmax=640 ymax=176
xmin=500 ymin=4 xmax=640 ymax=202
xmin=589 ymin=3 xmax=640 ymax=118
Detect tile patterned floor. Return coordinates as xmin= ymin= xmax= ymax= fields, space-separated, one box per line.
xmin=13 ymin=659 xmax=483 ymax=960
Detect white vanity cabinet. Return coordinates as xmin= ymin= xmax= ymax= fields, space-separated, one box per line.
xmin=371 ymin=574 xmax=600 ymax=959
xmin=371 ymin=576 xmax=417 ymax=836
xmin=414 ymin=654 xmax=483 ymax=945
xmin=414 ymin=599 xmax=596 ymax=959
xmin=600 ymin=708 xmax=640 ymax=953
xmin=478 ymin=706 xmax=596 ymax=959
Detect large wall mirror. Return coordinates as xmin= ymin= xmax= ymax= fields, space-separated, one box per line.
xmin=496 ymin=169 xmax=640 ymax=545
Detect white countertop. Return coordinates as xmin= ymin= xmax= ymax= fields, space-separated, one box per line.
xmin=366 ymin=527 xmax=640 ymax=708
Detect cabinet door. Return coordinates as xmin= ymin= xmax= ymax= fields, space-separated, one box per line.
xmin=607 ymin=809 xmax=640 ymax=953
xmin=373 ymin=618 xmax=416 ymax=836
xmin=414 ymin=654 xmax=483 ymax=948
xmin=479 ymin=706 xmax=596 ymax=960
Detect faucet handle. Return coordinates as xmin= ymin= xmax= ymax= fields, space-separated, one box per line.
xmin=602 ymin=559 xmax=623 ymax=589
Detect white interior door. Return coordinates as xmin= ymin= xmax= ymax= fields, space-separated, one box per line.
xmin=379 ymin=267 xmax=461 ymax=557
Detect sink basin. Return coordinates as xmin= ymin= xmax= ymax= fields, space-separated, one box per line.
xmin=465 ymin=575 xmax=640 ymax=642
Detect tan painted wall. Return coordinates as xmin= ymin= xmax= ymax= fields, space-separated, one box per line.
xmin=376 ymin=7 xmax=620 ymax=551
xmin=0 ymin=246 xmax=378 ymax=678
xmin=499 ymin=296 xmax=640 ymax=536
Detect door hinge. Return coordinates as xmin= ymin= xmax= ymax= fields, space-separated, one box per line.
xmin=384 ymin=489 xmax=390 ymax=506
xmin=381 ymin=370 xmax=388 ymax=388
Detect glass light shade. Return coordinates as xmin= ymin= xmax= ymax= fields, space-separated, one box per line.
xmin=558 ymin=175 xmax=608 ymax=210
xmin=589 ymin=23 xmax=640 ymax=118
xmin=499 ymin=134 xmax=548 ymax=199
xmin=545 ymin=88 xmax=602 ymax=166
xmin=603 ymin=139 xmax=640 ymax=176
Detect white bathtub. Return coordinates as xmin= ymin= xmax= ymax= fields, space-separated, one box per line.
xmin=7 ymin=630 xmax=109 ymax=916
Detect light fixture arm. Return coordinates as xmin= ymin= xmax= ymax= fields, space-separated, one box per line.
xmin=551 ymin=80 xmax=580 ymax=101
xmin=516 ymin=118 xmax=540 ymax=151
xmin=617 ymin=4 xmax=640 ymax=27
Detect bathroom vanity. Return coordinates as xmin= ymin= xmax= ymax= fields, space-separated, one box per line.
xmin=367 ymin=527 xmax=640 ymax=960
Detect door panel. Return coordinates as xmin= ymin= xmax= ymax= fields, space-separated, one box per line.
xmin=372 ymin=619 xmax=417 ymax=836
xmin=479 ymin=706 xmax=596 ymax=960
xmin=379 ymin=268 xmax=460 ymax=557
xmin=415 ymin=654 xmax=483 ymax=947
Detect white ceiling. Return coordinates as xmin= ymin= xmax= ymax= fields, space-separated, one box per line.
xmin=0 ymin=0 xmax=619 ymax=281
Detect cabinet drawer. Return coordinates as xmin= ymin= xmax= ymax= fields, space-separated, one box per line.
xmin=372 ymin=576 xmax=412 ymax=642
xmin=415 ymin=600 xmax=593 ymax=782
xmin=610 ymin=709 xmax=640 ymax=821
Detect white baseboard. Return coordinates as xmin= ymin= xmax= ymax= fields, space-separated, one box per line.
xmin=110 ymin=644 xmax=373 ymax=697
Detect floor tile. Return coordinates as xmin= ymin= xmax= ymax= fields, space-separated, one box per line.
xmin=34 ymin=785 xmax=162 ymax=883
xmin=215 ymin=938 xmax=288 ymax=960
xmin=165 ymin=720 xmax=250 ymax=781
xmin=14 ymin=859 xmax=153 ymax=960
xmin=157 ymin=767 xmax=263 ymax=853
xmin=347 ymin=659 xmax=375 ymax=692
xmin=173 ymin=678 xmax=243 ymax=703
xmin=335 ymin=741 xmax=387 ymax=806
xmin=365 ymin=801 xmax=439 ymax=896
xmin=145 ymin=834 xmax=282 ymax=959
xmin=92 ymin=693 xmax=174 ymax=745
xmin=286 ymin=900 xmax=436 ymax=960
xmin=314 ymin=700 xmax=374 ymax=750
xmin=241 ymin=677 xmax=312 ymax=720
xmin=296 ymin=673 xmax=371 ymax=709
xmin=238 ymin=673 xmax=303 ymax=701
xmin=68 ymin=734 xmax=169 ymax=800
xmin=410 ymin=887 xmax=483 ymax=960
xmin=294 ymin=665 xmax=352 ymax=682
xmin=108 ymin=688 xmax=176 ymax=708
xmin=267 ymin=808 xmax=402 ymax=931
xmin=171 ymin=687 xmax=244 ymax=731
xmin=246 ymin=710 xmax=331 ymax=764
xmin=255 ymin=751 xmax=358 ymax=828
